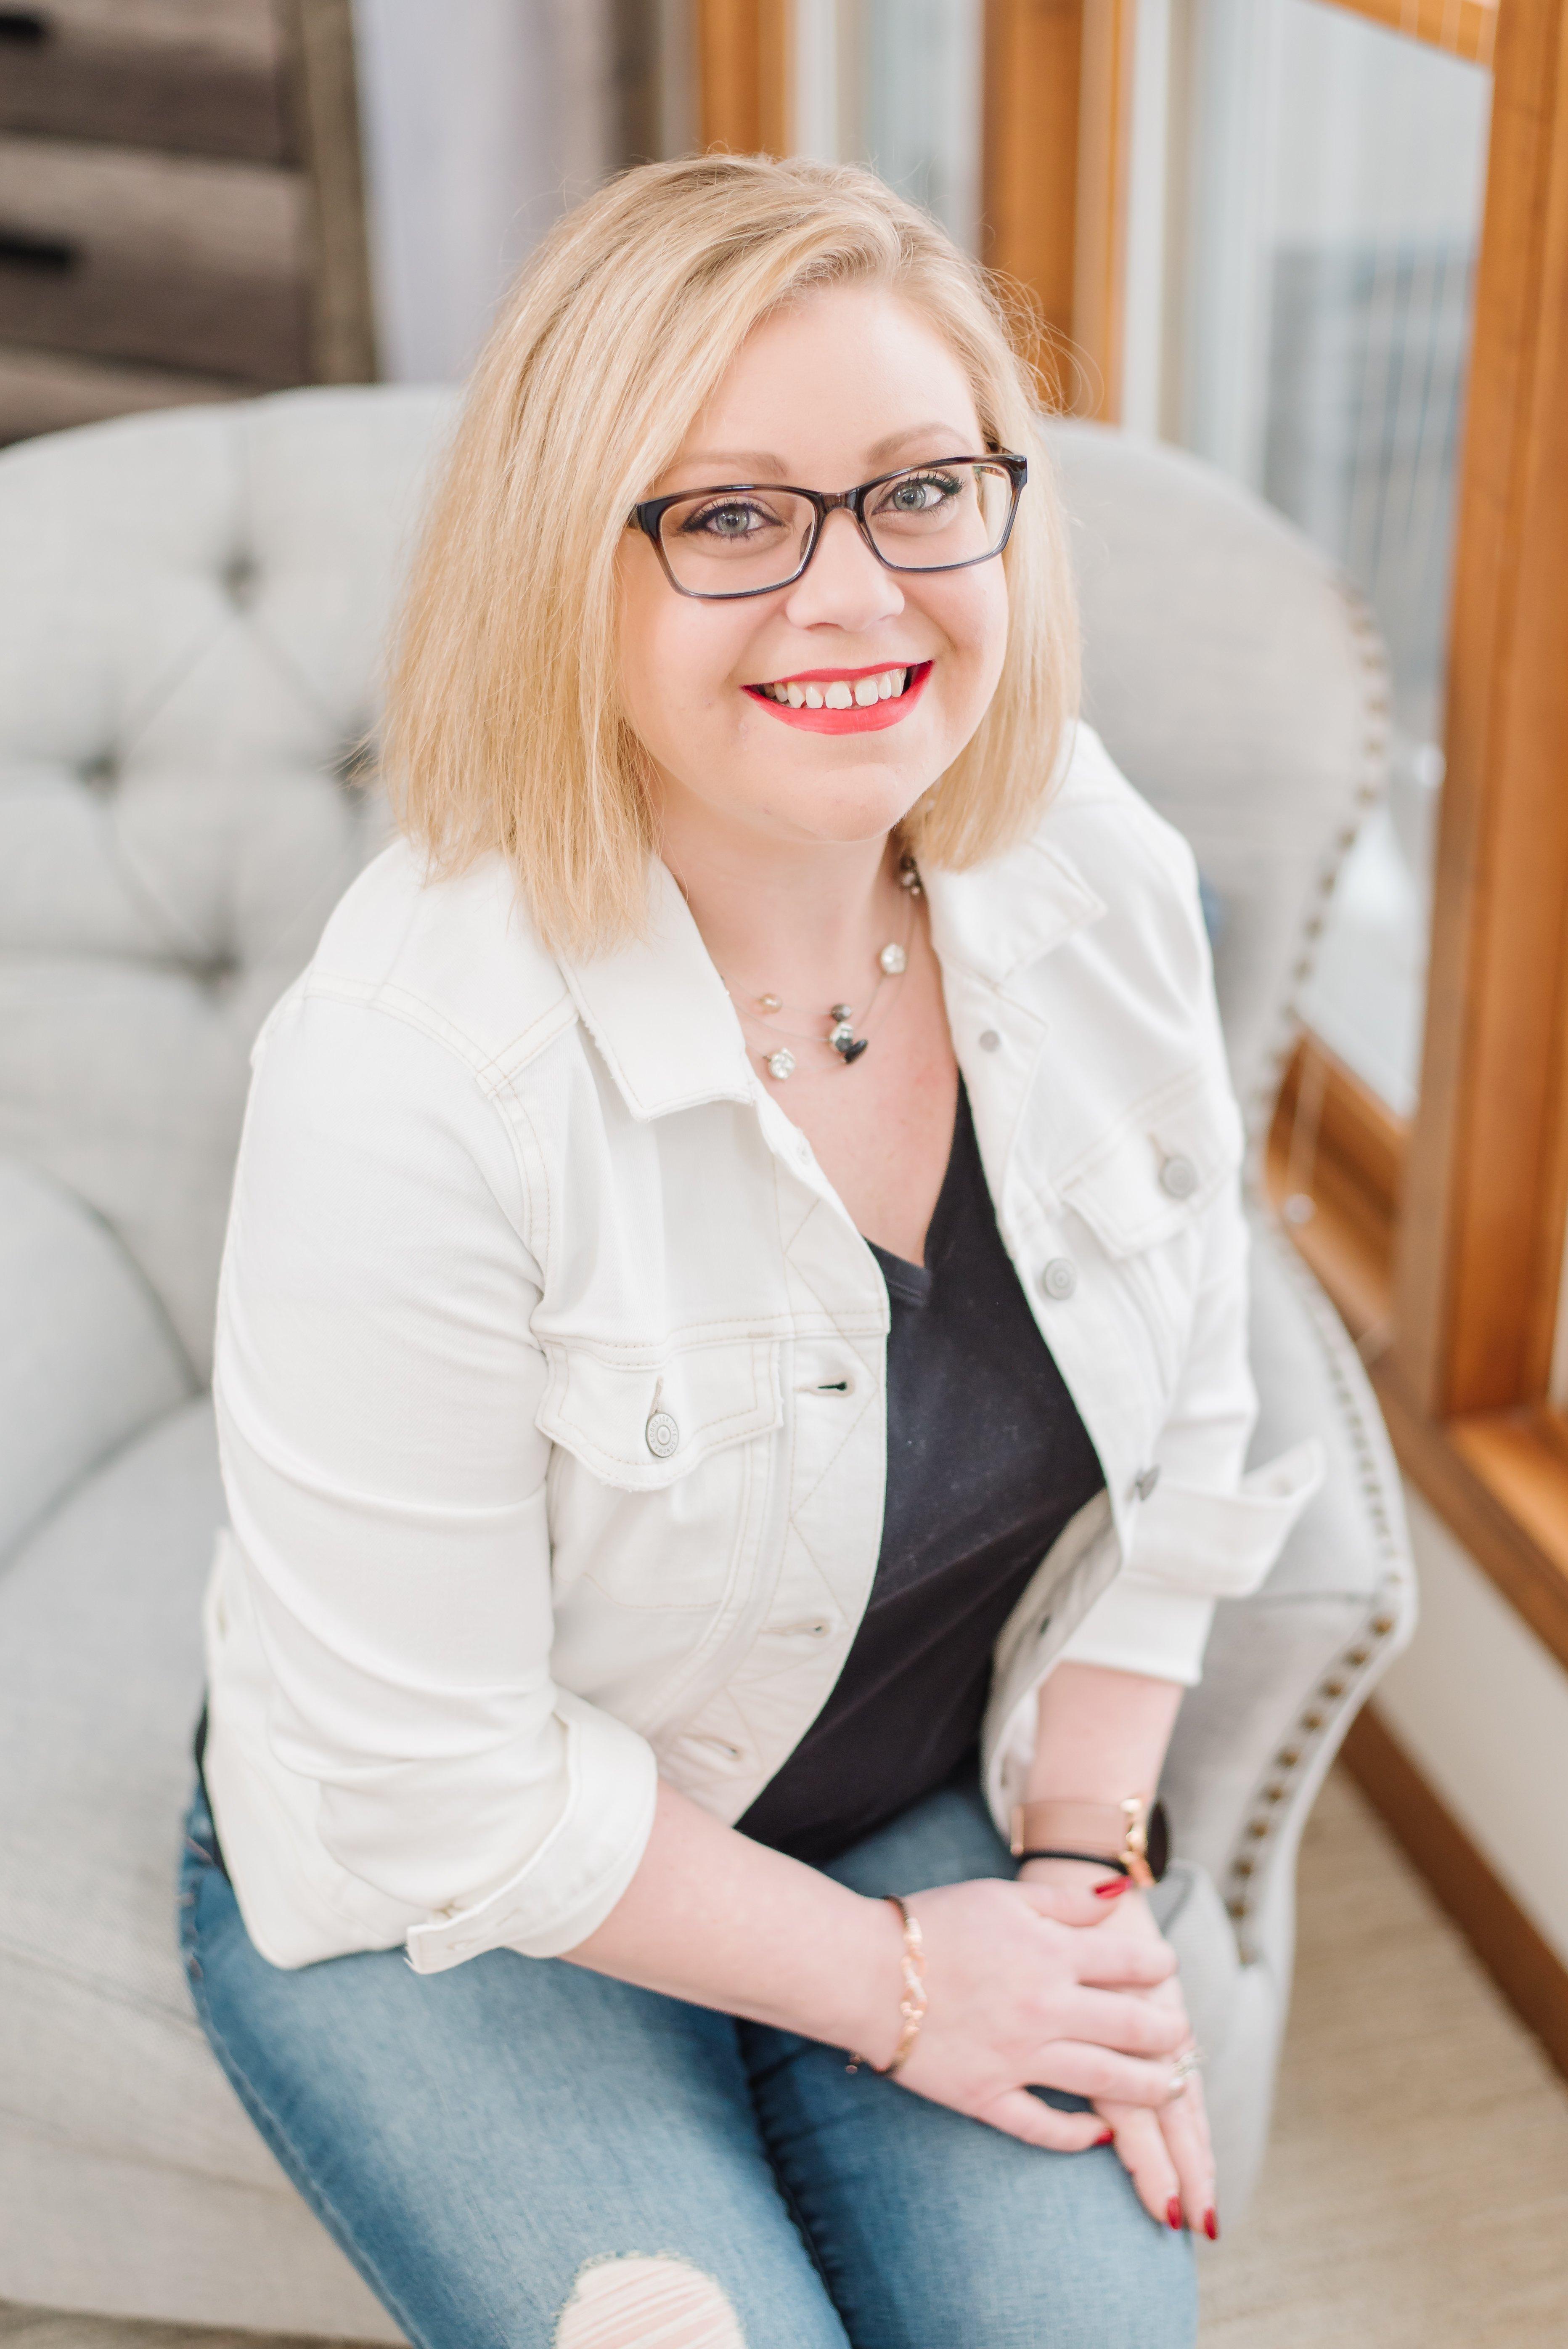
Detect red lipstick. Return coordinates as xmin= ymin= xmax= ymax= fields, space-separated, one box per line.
xmin=743 ymin=660 xmax=932 ymax=735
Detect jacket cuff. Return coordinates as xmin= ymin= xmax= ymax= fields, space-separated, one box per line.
xmin=404 ymin=1693 xmax=659 ymax=1971
xmin=1055 ymin=1580 xmax=1217 ymax=1687
xmin=1122 ymin=1438 xmax=1325 ymax=1600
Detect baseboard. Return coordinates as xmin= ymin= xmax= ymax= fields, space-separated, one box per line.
xmin=1341 ymin=1703 xmax=1568 ymax=2082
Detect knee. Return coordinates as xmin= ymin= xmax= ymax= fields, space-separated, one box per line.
xmin=554 ymin=2254 xmax=746 ymax=2348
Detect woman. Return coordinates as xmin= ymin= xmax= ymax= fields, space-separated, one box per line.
xmin=182 ymin=156 xmax=1320 ymax=2348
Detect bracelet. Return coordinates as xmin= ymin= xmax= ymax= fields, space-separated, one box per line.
xmin=846 ymin=1896 xmax=927 ymax=2076
xmin=1014 ymin=1848 xmax=1131 ymax=1876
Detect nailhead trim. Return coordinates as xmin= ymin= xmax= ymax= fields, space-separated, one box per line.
xmin=1221 ymin=1214 xmax=1412 ymax=1951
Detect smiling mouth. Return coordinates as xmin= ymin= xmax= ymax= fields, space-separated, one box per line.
xmin=742 ymin=660 xmax=932 ymax=734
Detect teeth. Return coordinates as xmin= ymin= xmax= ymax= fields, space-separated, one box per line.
xmin=760 ymin=667 xmax=912 ymax=707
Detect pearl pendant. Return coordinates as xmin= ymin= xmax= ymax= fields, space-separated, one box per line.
xmin=766 ymin=1048 xmax=796 ymax=1080
xmin=758 ymin=993 xmax=781 ymax=1013
xmin=879 ymin=942 xmax=906 ymax=975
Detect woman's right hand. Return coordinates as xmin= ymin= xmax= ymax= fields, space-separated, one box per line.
xmin=880 ymin=1877 xmax=1188 ymax=2150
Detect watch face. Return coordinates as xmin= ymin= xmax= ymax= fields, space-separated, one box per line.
xmin=1148 ymin=1799 xmax=1171 ymax=1883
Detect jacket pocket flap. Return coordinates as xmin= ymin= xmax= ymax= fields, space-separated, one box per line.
xmin=1057 ymin=1065 xmax=1245 ymax=1258
xmin=538 ymin=1334 xmax=783 ymax=1493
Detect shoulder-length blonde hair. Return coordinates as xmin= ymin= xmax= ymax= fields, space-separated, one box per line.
xmin=382 ymin=154 xmax=1080 ymax=957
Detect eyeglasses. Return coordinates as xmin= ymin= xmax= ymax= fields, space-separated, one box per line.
xmin=628 ymin=453 xmax=1028 ymax=601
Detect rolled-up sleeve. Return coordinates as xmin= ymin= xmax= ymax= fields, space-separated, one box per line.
xmin=211 ymin=986 xmax=657 ymax=1968
xmin=1058 ymin=1142 xmax=1324 ymax=1687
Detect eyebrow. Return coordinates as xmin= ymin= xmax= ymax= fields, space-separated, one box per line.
xmin=665 ymin=423 xmax=980 ymax=486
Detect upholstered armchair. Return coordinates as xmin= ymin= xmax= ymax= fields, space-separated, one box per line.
xmin=0 ymin=390 xmax=1412 ymax=2338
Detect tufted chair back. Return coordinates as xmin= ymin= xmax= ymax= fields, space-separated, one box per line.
xmin=0 ymin=389 xmax=1386 ymax=1378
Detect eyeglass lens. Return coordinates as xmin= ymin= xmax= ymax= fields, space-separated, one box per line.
xmin=657 ymin=460 xmax=1015 ymax=597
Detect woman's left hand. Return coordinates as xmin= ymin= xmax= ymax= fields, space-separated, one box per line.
xmin=1085 ymin=1889 xmax=1216 ymax=2237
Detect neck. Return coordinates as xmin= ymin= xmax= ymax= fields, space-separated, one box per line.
xmin=658 ymin=802 xmax=906 ymax=1013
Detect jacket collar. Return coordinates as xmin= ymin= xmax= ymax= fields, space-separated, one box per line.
xmin=554 ymin=822 xmax=1107 ymax=1123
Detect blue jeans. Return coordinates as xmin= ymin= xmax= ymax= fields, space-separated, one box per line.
xmin=179 ymin=1770 xmax=1195 ymax=2349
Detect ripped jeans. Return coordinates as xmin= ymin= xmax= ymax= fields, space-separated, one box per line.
xmin=178 ymin=1770 xmax=1196 ymax=2349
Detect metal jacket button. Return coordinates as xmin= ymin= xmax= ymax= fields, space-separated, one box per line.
xmin=1159 ymin=1153 xmax=1198 ymax=1198
xmin=1134 ymin=1464 xmax=1162 ymax=1501
xmin=1039 ymin=1257 xmax=1078 ymax=1301
xmin=979 ymin=1029 xmax=1001 ymax=1051
xmin=645 ymin=1409 xmax=679 ymax=1458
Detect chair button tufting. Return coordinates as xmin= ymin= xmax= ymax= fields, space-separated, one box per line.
xmin=1159 ymin=1153 xmax=1199 ymax=1199
xmin=1038 ymin=1257 xmax=1078 ymax=1301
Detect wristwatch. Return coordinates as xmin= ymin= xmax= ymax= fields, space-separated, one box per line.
xmin=1009 ymin=1796 xmax=1169 ymax=1888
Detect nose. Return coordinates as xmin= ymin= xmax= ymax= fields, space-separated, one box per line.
xmin=781 ymin=506 xmax=904 ymax=634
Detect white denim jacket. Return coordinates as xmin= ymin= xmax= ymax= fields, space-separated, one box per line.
xmin=203 ymin=723 xmax=1323 ymax=1973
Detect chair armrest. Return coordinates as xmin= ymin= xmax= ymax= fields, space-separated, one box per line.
xmin=1162 ymin=1209 xmax=1416 ymax=1959
xmin=0 ymin=1156 xmax=194 ymax=1564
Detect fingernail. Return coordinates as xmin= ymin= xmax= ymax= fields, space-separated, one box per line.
xmin=1094 ymin=2128 xmax=1115 ymax=2145
xmin=1093 ymin=1878 xmax=1132 ymax=1899
xmin=1167 ymin=2197 xmax=1184 ymax=2232
xmin=1204 ymin=2208 xmax=1219 ymax=2242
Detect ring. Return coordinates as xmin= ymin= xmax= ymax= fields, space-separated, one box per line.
xmin=1168 ymin=2044 xmax=1202 ymax=2096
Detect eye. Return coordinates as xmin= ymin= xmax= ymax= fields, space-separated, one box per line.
xmin=681 ymin=496 xmax=781 ymax=540
xmin=878 ymin=470 xmax=963 ymax=515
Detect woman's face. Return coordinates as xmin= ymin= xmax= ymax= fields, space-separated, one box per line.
xmin=617 ymin=283 xmax=1011 ymax=852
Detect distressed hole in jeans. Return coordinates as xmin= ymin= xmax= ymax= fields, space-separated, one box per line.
xmin=553 ymin=2253 xmax=746 ymax=2348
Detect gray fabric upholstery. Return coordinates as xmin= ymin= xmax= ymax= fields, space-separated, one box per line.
xmin=0 ymin=388 xmax=1414 ymax=2333
xmin=0 ymin=1155 xmax=192 ymax=1558
xmin=1049 ymin=420 xmax=1391 ymax=1143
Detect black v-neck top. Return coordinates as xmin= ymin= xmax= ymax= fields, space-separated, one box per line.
xmin=736 ymin=1080 xmax=1106 ymax=1865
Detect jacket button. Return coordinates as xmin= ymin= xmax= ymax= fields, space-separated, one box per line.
xmin=1159 ymin=1153 xmax=1198 ymax=1198
xmin=1134 ymin=1464 xmax=1162 ymax=1501
xmin=646 ymin=1409 xmax=679 ymax=1458
xmin=979 ymin=1029 xmax=1001 ymax=1051
xmin=1039 ymin=1257 xmax=1078 ymax=1301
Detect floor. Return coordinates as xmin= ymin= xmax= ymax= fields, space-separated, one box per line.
xmin=5 ymin=1769 xmax=1568 ymax=2348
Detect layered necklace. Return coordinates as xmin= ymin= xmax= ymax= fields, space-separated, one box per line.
xmin=725 ymin=853 xmax=923 ymax=1082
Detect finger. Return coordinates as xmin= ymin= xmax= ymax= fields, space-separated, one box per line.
xmin=1159 ymin=2073 xmax=1218 ymax=2237
xmin=1014 ymin=1881 xmax=1131 ymax=1930
xmin=1053 ymin=1987 xmax=1189 ymax=2058
xmin=1096 ymin=2101 xmax=1184 ymax=2230
xmin=1069 ymin=1932 xmax=1178 ymax=1991
xmin=1028 ymin=2041 xmax=1189 ymax=2108
xmin=981 ymin=2092 xmax=1112 ymax=2153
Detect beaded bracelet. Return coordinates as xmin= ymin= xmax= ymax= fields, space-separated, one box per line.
xmin=846 ymin=1896 xmax=927 ymax=2076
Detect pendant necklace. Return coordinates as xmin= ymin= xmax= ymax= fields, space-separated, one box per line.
xmin=726 ymin=854 xmax=922 ymax=1082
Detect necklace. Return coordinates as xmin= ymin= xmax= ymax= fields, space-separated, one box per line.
xmin=726 ymin=854 xmax=923 ymax=1082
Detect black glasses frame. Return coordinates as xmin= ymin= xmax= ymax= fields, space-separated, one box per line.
xmin=628 ymin=452 xmax=1029 ymax=601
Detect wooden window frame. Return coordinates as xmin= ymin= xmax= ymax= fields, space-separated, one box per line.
xmin=1269 ymin=0 xmax=1568 ymax=1676
xmin=1317 ymin=0 xmax=1499 ymax=64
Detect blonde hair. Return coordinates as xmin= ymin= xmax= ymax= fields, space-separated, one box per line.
xmin=382 ymin=154 xmax=1080 ymax=957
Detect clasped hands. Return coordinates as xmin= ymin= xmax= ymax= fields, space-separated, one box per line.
xmin=880 ymin=1871 xmax=1216 ymax=2236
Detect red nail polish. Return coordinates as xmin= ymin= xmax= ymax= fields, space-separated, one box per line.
xmin=1167 ymin=2198 xmax=1184 ymax=2231
xmin=1093 ymin=1878 xmax=1132 ymax=1899
xmin=1094 ymin=2129 xmax=1115 ymax=2145
xmin=1204 ymin=2209 xmax=1219 ymax=2242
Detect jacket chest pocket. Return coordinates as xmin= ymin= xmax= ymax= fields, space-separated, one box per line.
xmin=1054 ymin=1064 xmax=1244 ymax=1396
xmin=540 ymin=1334 xmax=784 ymax=1612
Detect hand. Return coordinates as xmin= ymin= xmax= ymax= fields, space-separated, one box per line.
xmin=1082 ymin=1889 xmax=1216 ymax=2235
xmin=877 ymin=1876 xmax=1189 ymax=2151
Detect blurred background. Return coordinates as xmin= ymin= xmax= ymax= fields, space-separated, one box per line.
xmin=5 ymin=6 xmax=1568 ymax=2344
